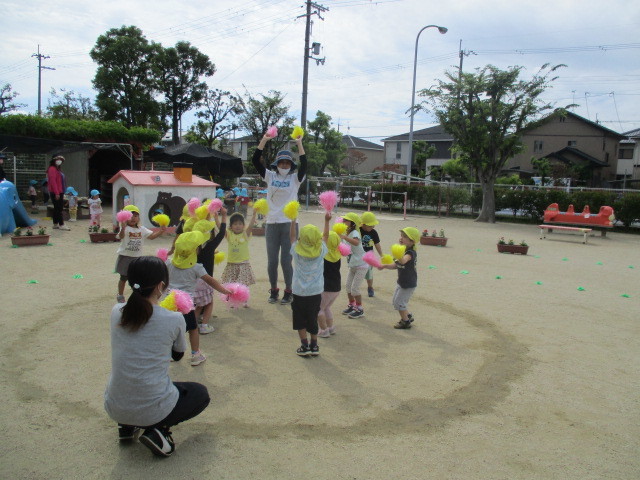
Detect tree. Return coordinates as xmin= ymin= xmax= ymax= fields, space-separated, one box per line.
xmin=0 ymin=84 xmax=26 ymax=115
xmin=307 ymin=110 xmax=331 ymax=144
xmin=46 ymin=88 xmax=98 ymax=120
xmin=156 ymin=41 xmax=215 ymax=144
xmin=237 ymin=90 xmax=295 ymax=164
xmin=531 ymin=156 xmax=551 ymax=186
xmin=185 ymin=89 xmax=243 ymax=147
xmin=344 ymin=150 xmax=367 ymax=174
xmin=413 ymin=140 xmax=436 ymax=176
xmin=90 ymin=25 xmax=162 ymax=129
xmin=418 ymin=63 xmax=568 ymax=222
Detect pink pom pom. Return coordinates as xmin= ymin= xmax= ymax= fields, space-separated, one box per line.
xmin=116 ymin=210 xmax=133 ymax=223
xmin=174 ymin=290 xmax=194 ymax=314
xmin=335 ymin=216 xmax=343 ymax=223
xmin=187 ymin=197 xmax=201 ymax=215
xmin=220 ymin=282 xmax=250 ymax=308
xmin=319 ymin=190 xmax=338 ymax=212
xmin=363 ymin=250 xmax=382 ymax=268
xmin=338 ymin=243 xmax=351 ymax=256
xmin=208 ymin=198 xmax=223 ymax=213
xmin=156 ymin=248 xmax=169 ymax=262
xmin=267 ymin=125 xmax=278 ymax=137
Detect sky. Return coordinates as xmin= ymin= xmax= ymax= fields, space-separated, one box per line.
xmin=1 ymin=0 xmax=639 ymax=145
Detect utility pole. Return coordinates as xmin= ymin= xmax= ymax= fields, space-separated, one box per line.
xmin=31 ymin=45 xmax=55 ymax=116
xmin=298 ymin=1 xmax=327 ymax=129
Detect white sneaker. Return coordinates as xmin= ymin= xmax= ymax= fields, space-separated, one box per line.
xmin=52 ymin=225 xmax=60 ymax=229
xmin=59 ymin=225 xmax=71 ymax=231
xmin=318 ymin=329 xmax=331 ymax=338
xmin=328 ymin=326 xmax=337 ymax=335
xmin=199 ymin=324 xmax=215 ymax=334
xmin=190 ymin=350 xmax=206 ymax=366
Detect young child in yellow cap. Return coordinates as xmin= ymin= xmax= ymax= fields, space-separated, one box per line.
xmin=339 ymin=212 xmax=367 ymax=319
xmin=288 ymin=213 xmax=330 ymax=356
xmin=317 ymin=217 xmax=341 ymax=338
xmin=115 ymin=205 xmax=167 ymax=303
xmin=378 ymin=227 xmax=419 ymax=329
xmin=360 ymin=211 xmax=383 ymax=297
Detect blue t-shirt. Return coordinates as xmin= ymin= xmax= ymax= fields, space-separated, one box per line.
xmin=290 ymin=242 xmax=328 ymax=296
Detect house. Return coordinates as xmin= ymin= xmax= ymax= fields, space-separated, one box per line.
xmin=229 ymin=135 xmax=258 ymax=162
xmin=381 ymin=125 xmax=454 ymax=178
xmin=505 ymin=111 xmax=626 ymax=187
xmin=341 ymin=135 xmax=384 ymax=174
xmin=618 ymin=128 xmax=640 ymax=182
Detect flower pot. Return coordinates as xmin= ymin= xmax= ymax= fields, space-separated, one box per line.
xmin=89 ymin=232 xmax=120 ymax=243
xmin=251 ymin=227 xmax=266 ymax=236
xmin=497 ymin=244 xmax=529 ymax=255
xmin=11 ymin=234 xmax=50 ymax=247
xmin=420 ymin=236 xmax=448 ymax=247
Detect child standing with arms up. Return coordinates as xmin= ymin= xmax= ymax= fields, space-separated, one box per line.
xmin=88 ymin=189 xmax=103 ymax=227
xmin=65 ymin=187 xmax=78 ymax=222
xmin=360 ymin=212 xmax=383 ymax=297
xmin=289 ymin=214 xmax=328 ymax=356
xmin=221 ymin=210 xmax=257 ymax=304
xmin=378 ymin=227 xmax=419 ymax=329
xmin=115 ymin=205 xmax=166 ymax=303
xmin=317 ymin=216 xmax=341 ymax=338
xmin=340 ymin=212 xmax=367 ymax=319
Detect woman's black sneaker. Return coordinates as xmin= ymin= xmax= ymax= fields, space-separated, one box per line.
xmin=118 ymin=424 xmax=140 ymax=441
xmin=139 ymin=428 xmax=175 ymax=457
xmin=280 ymin=290 xmax=293 ymax=304
xmin=268 ymin=288 xmax=280 ymax=304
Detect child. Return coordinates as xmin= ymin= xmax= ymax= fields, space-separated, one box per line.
xmin=236 ymin=188 xmax=251 ymax=216
xmin=360 ymin=211 xmax=383 ymax=297
xmin=221 ymin=210 xmax=257 ymax=304
xmin=65 ymin=187 xmax=78 ymax=221
xmin=115 ymin=205 xmax=167 ymax=303
xmin=289 ymin=215 xmax=328 ymax=356
xmin=88 ymin=189 xmax=103 ymax=227
xmin=28 ymin=180 xmax=38 ymax=212
xmin=339 ymin=212 xmax=367 ymax=319
xmin=166 ymin=231 xmax=232 ymax=366
xmin=317 ymin=214 xmax=341 ymax=338
xmin=378 ymin=227 xmax=419 ymax=329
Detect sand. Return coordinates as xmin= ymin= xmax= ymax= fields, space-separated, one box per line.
xmin=1 ymin=207 xmax=639 ymax=480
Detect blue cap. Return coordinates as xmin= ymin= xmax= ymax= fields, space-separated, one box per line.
xmin=66 ymin=187 xmax=78 ymax=196
xmin=90 ymin=189 xmax=100 ymax=196
xmin=240 ymin=188 xmax=248 ymax=196
xmin=30 ymin=180 xmax=38 ymax=185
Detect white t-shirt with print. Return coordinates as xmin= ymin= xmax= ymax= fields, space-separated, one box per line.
xmin=264 ymin=169 xmax=303 ymax=224
xmin=346 ymin=229 xmax=366 ymax=268
xmin=116 ymin=225 xmax=153 ymax=257
xmin=88 ymin=197 xmax=103 ymax=214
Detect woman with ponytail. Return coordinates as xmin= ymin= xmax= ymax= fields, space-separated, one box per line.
xmin=104 ymin=256 xmax=210 ymax=458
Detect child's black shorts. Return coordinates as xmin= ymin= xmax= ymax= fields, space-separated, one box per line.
xmin=291 ymin=294 xmax=321 ymax=334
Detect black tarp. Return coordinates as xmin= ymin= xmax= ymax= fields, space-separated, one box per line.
xmin=145 ymin=143 xmax=244 ymax=179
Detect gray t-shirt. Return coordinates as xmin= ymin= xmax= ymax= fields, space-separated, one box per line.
xmin=104 ymin=304 xmax=187 ymax=427
xmin=166 ymin=262 xmax=208 ymax=296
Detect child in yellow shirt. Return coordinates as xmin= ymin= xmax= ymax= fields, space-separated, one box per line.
xmin=221 ymin=210 xmax=257 ymax=303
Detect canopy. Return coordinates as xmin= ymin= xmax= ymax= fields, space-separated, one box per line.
xmin=145 ymin=143 xmax=244 ymax=180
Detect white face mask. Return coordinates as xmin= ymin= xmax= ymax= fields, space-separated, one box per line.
xmin=277 ymin=167 xmax=290 ymax=176
xmin=55 ymin=160 xmax=62 ymax=166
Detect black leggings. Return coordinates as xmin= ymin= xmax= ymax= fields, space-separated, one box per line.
xmin=151 ymin=382 xmax=210 ymax=429
xmin=51 ymin=194 xmax=65 ymax=226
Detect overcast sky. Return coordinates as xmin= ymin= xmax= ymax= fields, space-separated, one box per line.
xmin=1 ymin=0 xmax=639 ymax=144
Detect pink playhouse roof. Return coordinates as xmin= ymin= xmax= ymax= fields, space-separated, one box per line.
xmin=108 ymin=170 xmax=219 ymax=187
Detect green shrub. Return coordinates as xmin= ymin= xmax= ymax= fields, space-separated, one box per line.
xmin=613 ymin=193 xmax=640 ymax=227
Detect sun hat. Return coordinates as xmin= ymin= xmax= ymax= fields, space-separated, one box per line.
xmin=172 ymin=231 xmax=207 ymax=269
xmin=400 ymin=227 xmax=420 ymax=245
xmin=361 ymin=211 xmax=379 ymax=226
xmin=90 ymin=189 xmax=100 ymax=196
xmin=324 ymin=230 xmax=341 ymax=262
xmin=65 ymin=186 xmax=78 ymax=196
xmin=295 ymin=224 xmax=322 ymax=258
xmin=123 ymin=204 xmax=140 ymax=214
xmin=342 ymin=212 xmax=362 ymax=229
xmin=269 ymin=150 xmax=298 ymax=173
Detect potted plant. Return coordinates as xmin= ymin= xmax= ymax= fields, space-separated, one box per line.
xmin=89 ymin=224 xmax=120 ymax=243
xmin=497 ymin=237 xmax=529 ymax=255
xmin=251 ymin=217 xmax=266 ymax=236
xmin=11 ymin=226 xmax=50 ymax=247
xmin=420 ymin=228 xmax=448 ymax=247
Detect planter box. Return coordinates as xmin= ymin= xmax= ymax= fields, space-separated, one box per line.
xmin=420 ymin=236 xmax=448 ymax=247
xmin=89 ymin=232 xmax=120 ymax=243
xmin=497 ymin=244 xmax=529 ymax=255
xmin=251 ymin=227 xmax=266 ymax=236
xmin=11 ymin=235 xmax=50 ymax=247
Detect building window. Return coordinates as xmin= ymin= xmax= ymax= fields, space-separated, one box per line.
xmin=533 ymin=140 xmax=544 ymax=153
xmin=619 ymin=148 xmax=633 ymax=159
xmin=396 ymin=142 xmax=402 ymax=160
xmin=559 ymin=117 xmax=566 ymax=123
xmin=568 ymin=140 xmax=577 ymax=147
xmin=605 ymin=152 xmax=609 ymax=163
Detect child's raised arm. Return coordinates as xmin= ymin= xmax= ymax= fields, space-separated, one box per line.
xmin=148 ymin=226 xmax=167 ymax=240
xmin=323 ymin=212 xmax=331 ymax=242
xmin=289 ymin=217 xmax=297 ymax=245
xmin=246 ymin=209 xmax=257 ymax=235
xmin=202 ymin=274 xmax=231 ymax=295
xmin=340 ymin=232 xmax=360 ymax=246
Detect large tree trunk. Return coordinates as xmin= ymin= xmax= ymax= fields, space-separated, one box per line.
xmin=171 ymin=105 xmax=180 ymax=145
xmin=475 ymin=179 xmax=496 ymax=223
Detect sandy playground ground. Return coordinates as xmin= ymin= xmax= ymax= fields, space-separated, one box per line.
xmin=1 ymin=206 xmax=639 ymax=480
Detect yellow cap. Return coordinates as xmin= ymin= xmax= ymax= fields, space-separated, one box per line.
xmin=123 ymin=204 xmax=140 ymax=214
xmin=342 ymin=212 xmax=362 ymax=229
xmin=295 ymin=224 xmax=322 ymax=258
xmin=324 ymin=231 xmax=341 ymax=262
xmin=401 ymin=227 xmax=420 ymax=245
xmin=180 ymin=204 xmax=191 ymax=221
xmin=172 ymin=231 xmax=207 ymax=269
xmin=361 ymin=211 xmax=379 ymax=226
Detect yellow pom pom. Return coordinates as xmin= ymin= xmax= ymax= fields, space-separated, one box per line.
xmin=159 ymin=291 xmax=177 ymax=311
xmin=332 ymin=223 xmax=347 ymax=235
xmin=214 ymin=251 xmax=226 ymax=265
xmin=291 ymin=125 xmax=305 ymax=139
xmin=253 ymin=198 xmax=269 ymax=215
xmin=391 ymin=244 xmax=406 ymax=260
xmin=195 ymin=205 xmax=209 ymax=220
xmin=248 ymin=201 xmax=254 ymax=208
xmin=381 ymin=254 xmax=394 ymax=265
xmin=152 ymin=214 xmax=170 ymax=227
xmin=283 ymin=200 xmax=300 ymax=220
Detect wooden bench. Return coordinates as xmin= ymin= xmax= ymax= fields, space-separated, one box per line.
xmin=539 ymin=224 xmax=592 ymax=244
xmin=544 ymin=221 xmax=612 ymax=237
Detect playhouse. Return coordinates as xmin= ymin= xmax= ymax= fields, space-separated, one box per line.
xmin=108 ymin=164 xmax=219 ymax=230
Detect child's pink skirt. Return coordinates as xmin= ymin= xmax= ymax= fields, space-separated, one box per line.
xmin=221 ymin=262 xmax=255 ymax=286
xmin=193 ymin=278 xmax=214 ymax=307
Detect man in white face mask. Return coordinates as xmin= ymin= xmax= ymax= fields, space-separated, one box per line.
xmin=252 ymin=132 xmax=307 ymax=305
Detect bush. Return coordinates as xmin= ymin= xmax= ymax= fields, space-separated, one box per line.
xmin=613 ymin=193 xmax=640 ymax=227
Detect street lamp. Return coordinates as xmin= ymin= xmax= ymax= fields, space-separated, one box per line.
xmin=407 ymin=25 xmax=447 ymax=183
